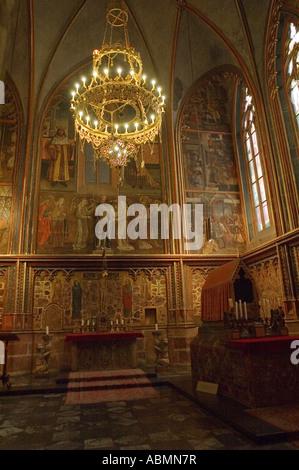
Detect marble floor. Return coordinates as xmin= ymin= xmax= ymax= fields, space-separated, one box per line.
xmin=0 ymin=368 xmax=298 ymax=451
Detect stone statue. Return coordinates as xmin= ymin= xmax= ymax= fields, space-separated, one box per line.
xmin=270 ymin=307 xmax=285 ymax=332
xmin=223 ymin=310 xmax=235 ymax=329
xmin=34 ymin=335 xmax=52 ymax=378
xmin=153 ymin=331 xmax=169 ymax=371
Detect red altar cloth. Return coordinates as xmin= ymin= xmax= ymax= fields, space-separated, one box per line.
xmin=65 ymin=332 xmax=144 ymax=342
xmin=226 ymin=335 xmax=299 ymax=353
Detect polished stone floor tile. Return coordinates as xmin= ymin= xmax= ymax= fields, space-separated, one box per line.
xmin=0 ymin=376 xmax=298 ymax=451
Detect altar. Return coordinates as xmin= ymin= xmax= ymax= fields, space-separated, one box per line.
xmin=190 ymin=329 xmax=299 ymax=407
xmin=190 ymin=260 xmax=299 ymax=408
xmin=65 ymin=331 xmax=144 ymax=371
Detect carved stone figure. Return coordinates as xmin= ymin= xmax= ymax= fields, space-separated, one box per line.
xmin=34 ymin=335 xmax=52 ymax=378
xmin=153 ymin=331 xmax=169 ymax=371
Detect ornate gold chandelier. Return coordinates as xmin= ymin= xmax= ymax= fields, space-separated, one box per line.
xmin=70 ymin=1 xmax=165 ymax=173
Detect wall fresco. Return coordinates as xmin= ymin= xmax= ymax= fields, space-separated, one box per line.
xmin=37 ymin=192 xmax=164 ymax=254
xmin=0 ymin=81 xmax=19 ymax=253
xmin=37 ymin=75 xmax=164 ymax=254
xmin=181 ymin=72 xmax=246 ymax=254
xmin=0 ymin=83 xmax=19 ymax=184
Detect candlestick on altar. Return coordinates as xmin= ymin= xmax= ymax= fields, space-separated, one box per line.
xmin=46 ymin=326 xmax=49 ymax=335
xmin=239 ymin=300 xmax=242 ymax=318
xmin=258 ymin=300 xmax=262 ymax=318
xmin=244 ymin=302 xmax=248 ymax=320
xmin=235 ymin=302 xmax=238 ymax=320
xmin=155 ymin=323 xmax=158 ymax=330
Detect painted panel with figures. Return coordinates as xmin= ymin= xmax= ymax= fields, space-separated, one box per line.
xmin=37 ymin=70 xmax=164 ymax=254
xmin=181 ymin=71 xmax=246 ymax=254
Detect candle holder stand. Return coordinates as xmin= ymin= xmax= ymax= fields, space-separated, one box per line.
xmin=223 ymin=305 xmax=288 ymax=339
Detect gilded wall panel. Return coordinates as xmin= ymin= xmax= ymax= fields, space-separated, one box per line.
xmin=32 ymin=268 xmax=168 ymax=331
xmin=0 ymin=268 xmax=7 ymax=323
xmin=249 ymin=257 xmax=283 ymax=307
xmin=191 ymin=267 xmax=212 ymax=317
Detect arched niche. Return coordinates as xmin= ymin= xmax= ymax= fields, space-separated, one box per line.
xmin=177 ymin=66 xmax=247 ymax=255
xmin=0 ymin=76 xmax=22 ymax=253
xmin=36 ymin=67 xmax=166 ymax=255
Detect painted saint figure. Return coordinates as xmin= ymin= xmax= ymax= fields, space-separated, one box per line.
xmin=73 ymin=198 xmax=94 ymax=251
xmin=51 ymin=197 xmax=67 ymax=248
xmin=46 ymin=127 xmax=74 ymax=186
xmin=122 ymin=279 xmax=133 ymax=317
xmin=72 ymin=280 xmax=82 ymax=319
xmin=37 ymin=198 xmax=53 ymax=246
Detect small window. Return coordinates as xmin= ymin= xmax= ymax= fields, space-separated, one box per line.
xmin=241 ymin=88 xmax=270 ymax=233
xmin=286 ymin=22 xmax=299 ymax=129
